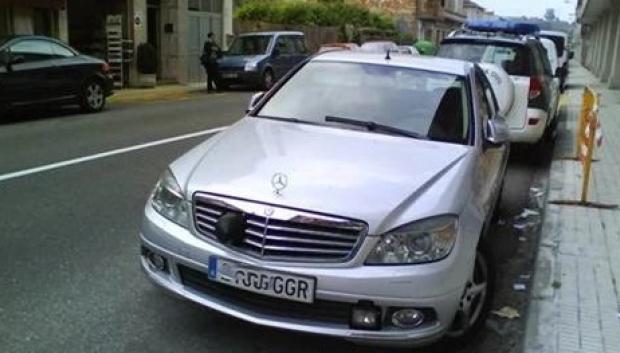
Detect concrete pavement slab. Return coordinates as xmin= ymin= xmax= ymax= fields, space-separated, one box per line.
xmin=525 ymin=62 xmax=620 ymax=353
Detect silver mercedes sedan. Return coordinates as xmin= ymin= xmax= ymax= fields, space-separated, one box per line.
xmin=140 ymin=51 xmax=510 ymax=347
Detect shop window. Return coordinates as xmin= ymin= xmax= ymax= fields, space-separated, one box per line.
xmin=189 ymin=0 xmax=200 ymax=11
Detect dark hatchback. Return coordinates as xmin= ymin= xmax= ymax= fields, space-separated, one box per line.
xmin=217 ymin=31 xmax=309 ymax=90
xmin=0 ymin=35 xmax=114 ymax=117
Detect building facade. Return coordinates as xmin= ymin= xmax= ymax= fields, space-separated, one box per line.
xmin=0 ymin=0 xmax=68 ymax=41
xmin=463 ymin=0 xmax=484 ymax=19
xmin=1 ymin=0 xmax=234 ymax=85
xmin=354 ymin=0 xmax=466 ymax=43
xmin=577 ymin=0 xmax=620 ymax=88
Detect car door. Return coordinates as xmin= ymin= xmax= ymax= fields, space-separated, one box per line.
xmin=532 ymin=41 xmax=557 ymax=123
xmin=291 ymin=35 xmax=309 ymax=65
xmin=49 ymin=41 xmax=83 ymax=99
xmin=2 ymin=39 xmax=55 ymax=105
xmin=271 ymin=35 xmax=295 ymax=79
xmin=474 ymin=67 xmax=508 ymax=217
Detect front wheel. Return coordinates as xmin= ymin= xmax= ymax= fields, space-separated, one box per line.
xmin=80 ymin=79 xmax=106 ymax=113
xmin=446 ymin=245 xmax=495 ymax=342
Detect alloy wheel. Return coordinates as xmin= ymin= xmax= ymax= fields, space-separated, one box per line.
xmin=448 ymin=250 xmax=489 ymax=337
xmin=86 ymin=82 xmax=104 ymax=110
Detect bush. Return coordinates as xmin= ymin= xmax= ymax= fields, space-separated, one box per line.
xmin=136 ymin=43 xmax=157 ymax=75
xmin=235 ymin=0 xmax=395 ymax=30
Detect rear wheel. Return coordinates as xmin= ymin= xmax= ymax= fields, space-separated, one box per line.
xmin=80 ymin=79 xmax=106 ymax=113
xmin=447 ymin=244 xmax=495 ymax=342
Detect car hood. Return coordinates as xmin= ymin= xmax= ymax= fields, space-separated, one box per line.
xmin=181 ymin=118 xmax=469 ymax=230
xmin=218 ymin=54 xmax=267 ymax=68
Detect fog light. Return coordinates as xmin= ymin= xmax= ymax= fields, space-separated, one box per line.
xmin=391 ymin=309 xmax=425 ymax=328
xmin=528 ymin=117 xmax=540 ymax=126
xmin=146 ymin=251 xmax=168 ymax=272
xmin=350 ymin=304 xmax=381 ymax=330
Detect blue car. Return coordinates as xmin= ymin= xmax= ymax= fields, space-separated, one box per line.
xmin=217 ymin=31 xmax=309 ymax=90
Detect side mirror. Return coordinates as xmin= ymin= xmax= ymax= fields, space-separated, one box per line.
xmin=246 ymin=91 xmax=265 ymax=113
xmin=569 ymin=50 xmax=575 ymax=60
xmin=555 ymin=67 xmax=562 ymax=78
xmin=485 ymin=116 xmax=510 ymax=147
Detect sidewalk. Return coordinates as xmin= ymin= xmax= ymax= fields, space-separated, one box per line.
xmin=525 ymin=63 xmax=620 ymax=352
xmin=108 ymin=82 xmax=208 ymax=104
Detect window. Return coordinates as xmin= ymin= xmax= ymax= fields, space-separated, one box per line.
xmin=257 ymin=62 xmax=471 ymax=144
xmin=0 ymin=7 xmax=10 ymax=37
xmin=294 ymin=37 xmax=308 ymax=54
xmin=51 ymin=42 xmax=75 ymax=58
xmin=227 ymin=35 xmax=272 ymax=56
xmin=438 ymin=42 xmax=533 ymax=76
xmin=190 ymin=0 xmax=223 ymax=13
xmin=276 ymin=36 xmax=296 ymax=55
xmin=9 ymin=40 xmax=54 ymax=62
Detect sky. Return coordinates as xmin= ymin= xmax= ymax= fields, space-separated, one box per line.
xmin=474 ymin=0 xmax=578 ymax=22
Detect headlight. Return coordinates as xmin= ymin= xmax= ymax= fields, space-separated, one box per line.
xmin=244 ymin=61 xmax=258 ymax=71
xmin=150 ymin=169 xmax=190 ymax=228
xmin=366 ymin=216 xmax=458 ymax=265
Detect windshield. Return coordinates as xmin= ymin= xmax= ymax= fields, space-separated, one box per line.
xmin=227 ymin=35 xmax=272 ymax=56
xmin=540 ymin=35 xmax=566 ymax=57
xmin=438 ymin=42 xmax=532 ymax=76
xmin=257 ymin=61 xmax=471 ymax=144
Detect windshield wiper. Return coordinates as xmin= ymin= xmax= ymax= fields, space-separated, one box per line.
xmin=325 ymin=116 xmax=426 ymax=140
xmin=255 ymin=115 xmax=325 ymax=127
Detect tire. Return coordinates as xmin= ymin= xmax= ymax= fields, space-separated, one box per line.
xmin=80 ymin=79 xmax=106 ymax=113
xmin=261 ymin=69 xmax=275 ymax=90
xmin=446 ymin=243 xmax=495 ymax=343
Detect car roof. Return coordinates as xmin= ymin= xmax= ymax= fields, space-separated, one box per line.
xmin=240 ymin=31 xmax=303 ymax=36
xmin=0 ymin=34 xmax=67 ymax=46
xmin=443 ymin=34 xmax=530 ymax=46
xmin=539 ymin=30 xmax=568 ymax=38
xmin=312 ymin=51 xmax=472 ymax=76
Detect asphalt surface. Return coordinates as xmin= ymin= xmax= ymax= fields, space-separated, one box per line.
xmin=0 ymin=93 xmax=555 ymax=353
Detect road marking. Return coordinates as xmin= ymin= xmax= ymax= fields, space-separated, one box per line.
xmin=0 ymin=126 xmax=228 ymax=183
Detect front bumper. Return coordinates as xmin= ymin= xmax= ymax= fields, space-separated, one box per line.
xmin=218 ymin=69 xmax=261 ymax=87
xmin=139 ymin=206 xmax=469 ymax=347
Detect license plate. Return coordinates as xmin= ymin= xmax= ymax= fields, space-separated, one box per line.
xmin=221 ymin=73 xmax=238 ymax=79
xmin=208 ymin=257 xmax=315 ymax=303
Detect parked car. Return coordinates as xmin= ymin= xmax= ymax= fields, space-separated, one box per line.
xmin=539 ymin=30 xmax=570 ymax=90
xmin=217 ymin=31 xmax=309 ymax=90
xmin=360 ymin=41 xmax=399 ymax=53
xmin=397 ymin=45 xmax=420 ymax=55
xmin=438 ymin=21 xmax=560 ymax=144
xmin=318 ymin=42 xmax=359 ymax=53
xmin=140 ymin=51 xmax=510 ymax=347
xmin=0 ymin=35 xmax=113 ymax=116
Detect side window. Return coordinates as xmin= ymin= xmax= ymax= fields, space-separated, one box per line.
xmin=528 ymin=44 xmax=545 ymax=76
xmin=51 ymin=43 xmax=75 ymax=58
xmin=295 ymin=37 xmax=308 ymax=54
xmin=275 ymin=36 xmax=292 ymax=55
xmin=282 ymin=36 xmax=297 ymax=55
xmin=9 ymin=40 xmax=54 ymax=62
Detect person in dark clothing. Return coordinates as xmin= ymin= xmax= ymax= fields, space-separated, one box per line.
xmin=201 ymin=32 xmax=221 ymax=92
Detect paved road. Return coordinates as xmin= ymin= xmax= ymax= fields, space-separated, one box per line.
xmin=0 ymin=94 xmax=554 ymax=353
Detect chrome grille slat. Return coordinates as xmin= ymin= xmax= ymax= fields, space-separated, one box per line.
xmin=193 ymin=194 xmax=367 ymax=262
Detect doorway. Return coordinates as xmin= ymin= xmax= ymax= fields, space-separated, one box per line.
xmin=147 ymin=0 xmax=161 ymax=77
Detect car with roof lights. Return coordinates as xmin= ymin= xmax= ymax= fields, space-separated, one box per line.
xmin=439 ymin=20 xmax=561 ymax=144
xmin=140 ymin=50 xmax=510 ymax=347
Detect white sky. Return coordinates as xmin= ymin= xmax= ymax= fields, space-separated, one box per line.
xmin=474 ymin=0 xmax=578 ymax=22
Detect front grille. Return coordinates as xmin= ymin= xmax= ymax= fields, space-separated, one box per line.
xmin=178 ymin=264 xmax=351 ymax=325
xmin=193 ymin=194 xmax=367 ymax=262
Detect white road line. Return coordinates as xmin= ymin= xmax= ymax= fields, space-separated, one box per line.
xmin=0 ymin=126 xmax=228 ymax=183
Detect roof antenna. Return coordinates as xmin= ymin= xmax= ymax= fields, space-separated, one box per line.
xmin=385 ymin=49 xmax=391 ymax=61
